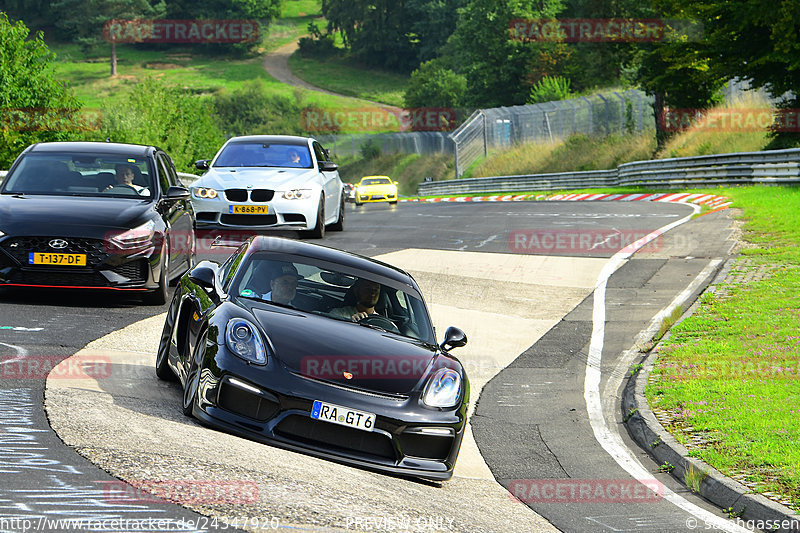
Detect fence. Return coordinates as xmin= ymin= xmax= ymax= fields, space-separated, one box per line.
xmin=316 ymin=90 xmax=655 ymax=178
xmin=417 ymin=147 xmax=800 ymax=195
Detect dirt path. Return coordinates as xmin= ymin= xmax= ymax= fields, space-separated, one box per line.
xmin=262 ymin=40 xmax=402 ymax=112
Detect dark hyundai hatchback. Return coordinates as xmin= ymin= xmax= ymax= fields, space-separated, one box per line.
xmin=0 ymin=142 xmax=195 ymax=304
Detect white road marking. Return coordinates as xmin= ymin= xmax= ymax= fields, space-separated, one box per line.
xmin=584 ymin=204 xmax=751 ymax=532
xmin=0 ymin=342 xmax=28 ymax=367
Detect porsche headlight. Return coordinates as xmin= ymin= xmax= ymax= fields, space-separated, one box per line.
xmin=282 ymin=189 xmax=313 ymax=200
xmin=110 ymin=220 xmax=155 ymax=250
xmin=225 ymin=318 xmax=267 ymax=365
xmin=422 ymin=368 xmax=461 ymax=408
xmin=194 ymin=187 xmax=218 ymax=199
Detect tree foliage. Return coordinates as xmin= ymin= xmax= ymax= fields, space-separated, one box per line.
xmin=100 ymin=77 xmax=224 ymax=171
xmin=0 ymin=12 xmax=81 ymax=168
xmin=404 ymin=60 xmax=467 ymax=109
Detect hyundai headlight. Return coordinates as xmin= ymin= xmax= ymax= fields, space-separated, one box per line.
xmin=194 ymin=187 xmax=218 ymax=199
xmin=282 ymin=189 xmax=313 ymax=200
xmin=110 ymin=220 xmax=155 ymax=250
xmin=422 ymin=368 xmax=461 ymax=408
xmin=225 ymin=318 xmax=267 ymax=365
xmin=0 ymin=229 xmax=5 ymax=237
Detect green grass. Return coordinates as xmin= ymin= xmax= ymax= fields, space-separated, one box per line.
xmin=288 ymin=53 xmax=408 ymax=107
xmin=645 ymin=185 xmax=800 ymax=510
xmin=264 ymin=0 xmax=324 ymax=51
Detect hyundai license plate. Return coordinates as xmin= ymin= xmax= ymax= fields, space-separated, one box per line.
xmin=311 ymin=400 xmax=375 ymax=432
xmin=29 ymin=252 xmax=87 ymax=266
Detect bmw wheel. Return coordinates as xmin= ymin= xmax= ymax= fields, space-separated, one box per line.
xmin=306 ymin=195 xmax=326 ymax=239
xmin=329 ymin=194 xmax=345 ymax=232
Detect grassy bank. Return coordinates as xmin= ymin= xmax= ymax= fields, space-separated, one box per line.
xmin=288 ymin=54 xmax=408 ymax=107
xmin=337 ymin=153 xmax=453 ymax=195
xmin=646 ymin=186 xmax=800 ymax=510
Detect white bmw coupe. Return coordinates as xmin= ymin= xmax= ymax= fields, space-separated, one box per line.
xmin=191 ymin=135 xmax=345 ymax=238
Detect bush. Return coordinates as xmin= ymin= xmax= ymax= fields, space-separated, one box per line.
xmin=359 ymin=139 xmax=381 ymax=160
xmin=0 ymin=13 xmax=83 ymax=168
xmin=403 ymin=60 xmax=467 ymax=109
xmin=297 ymin=22 xmax=338 ymax=58
xmin=213 ymin=80 xmax=307 ymax=137
xmin=528 ymin=76 xmax=572 ymax=104
xmin=100 ymin=77 xmax=224 ymax=171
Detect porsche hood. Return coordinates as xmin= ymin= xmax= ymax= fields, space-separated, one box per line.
xmin=249 ymin=307 xmax=450 ymax=395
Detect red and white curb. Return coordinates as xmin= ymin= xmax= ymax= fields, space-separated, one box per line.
xmin=404 ymin=192 xmax=731 ymax=210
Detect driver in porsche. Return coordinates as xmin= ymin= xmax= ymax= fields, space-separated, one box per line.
xmin=329 ymin=278 xmax=381 ymax=322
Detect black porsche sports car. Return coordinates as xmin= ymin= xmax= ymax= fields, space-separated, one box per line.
xmin=0 ymin=142 xmax=195 ymax=304
xmin=156 ymin=236 xmax=469 ymax=480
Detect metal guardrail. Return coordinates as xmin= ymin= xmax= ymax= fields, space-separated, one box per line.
xmin=418 ymin=148 xmax=800 ymax=195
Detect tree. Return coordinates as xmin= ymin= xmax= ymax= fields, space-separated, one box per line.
xmin=445 ymin=0 xmax=569 ymax=107
xmin=404 ymin=60 xmax=467 ymax=108
xmin=0 ymin=13 xmax=82 ymax=168
xmin=52 ymin=0 xmax=166 ymax=76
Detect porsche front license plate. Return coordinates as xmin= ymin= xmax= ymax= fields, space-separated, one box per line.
xmin=28 ymin=252 xmax=87 ymax=266
xmin=311 ymin=400 xmax=375 ymax=432
xmin=230 ymin=205 xmax=268 ymax=215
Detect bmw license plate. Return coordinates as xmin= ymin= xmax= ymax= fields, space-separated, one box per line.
xmin=29 ymin=252 xmax=87 ymax=266
xmin=311 ymin=400 xmax=375 ymax=432
xmin=230 ymin=205 xmax=268 ymax=214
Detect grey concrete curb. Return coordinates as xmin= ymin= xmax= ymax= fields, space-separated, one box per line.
xmin=622 ymin=257 xmax=800 ymax=533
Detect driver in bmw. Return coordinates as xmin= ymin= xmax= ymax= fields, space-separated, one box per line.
xmin=329 ymin=278 xmax=381 ymax=322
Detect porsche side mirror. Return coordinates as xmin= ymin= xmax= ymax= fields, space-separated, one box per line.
xmin=319 ymin=161 xmax=338 ymax=172
xmin=195 ymin=160 xmax=210 ymax=170
xmin=188 ymin=262 xmax=217 ymax=290
xmin=440 ymin=326 xmax=467 ymax=351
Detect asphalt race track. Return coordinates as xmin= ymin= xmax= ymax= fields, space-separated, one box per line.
xmin=0 ymin=200 xmax=747 ymax=532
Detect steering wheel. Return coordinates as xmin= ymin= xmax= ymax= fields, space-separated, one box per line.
xmin=105 ymin=184 xmax=140 ymax=194
xmin=358 ymin=314 xmax=401 ymax=334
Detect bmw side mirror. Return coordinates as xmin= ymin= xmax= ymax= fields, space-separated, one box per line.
xmin=188 ymin=262 xmax=218 ymax=290
xmin=319 ymin=161 xmax=338 ymax=172
xmin=195 ymin=160 xmax=210 ymax=170
xmin=440 ymin=326 xmax=467 ymax=351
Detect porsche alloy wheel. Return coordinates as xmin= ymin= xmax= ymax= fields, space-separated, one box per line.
xmin=182 ymin=330 xmax=206 ymax=417
xmin=155 ymin=291 xmax=180 ymax=381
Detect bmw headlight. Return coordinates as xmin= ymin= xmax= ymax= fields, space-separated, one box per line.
xmin=422 ymin=368 xmax=461 ymax=408
xmin=282 ymin=189 xmax=313 ymax=200
xmin=225 ymin=318 xmax=267 ymax=365
xmin=111 ymin=220 xmax=155 ymax=250
xmin=194 ymin=187 xmax=218 ymax=199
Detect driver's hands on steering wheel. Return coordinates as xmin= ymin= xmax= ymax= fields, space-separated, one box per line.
xmin=350 ymin=311 xmax=374 ymax=322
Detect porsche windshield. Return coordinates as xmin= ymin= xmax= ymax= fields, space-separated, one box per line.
xmin=234 ymin=255 xmax=435 ymax=344
xmin=214 ymin=142 xmax=313 ymax=169
xmin=1 ymin=153 xmax=154 ymax=198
